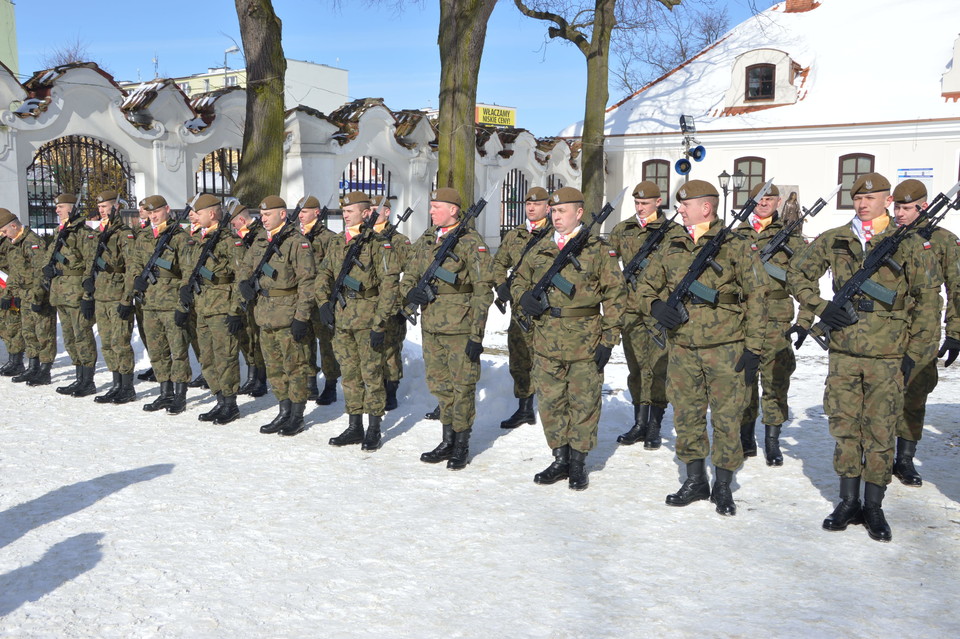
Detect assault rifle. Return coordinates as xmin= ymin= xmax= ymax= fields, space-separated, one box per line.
xmin=83 ymin=198 xmax=128 ymax=295
xmin=323 ymin=210 xmax=378 ymax=324
xmin=41 ymin=201 xmax=85 ymax=290
xmin=757 ymin=184 xmax=840 ymax=282
xmin=651 ymin=179 xmax=775 ymax=348
xmin=180 ymin=198 xmax=231 ymax=313
xmin=622 ymin=208 xmax=680 ymax=291
xmin=809 ymin=181 xmax=960 ymax=350
xmin=400 ymin=183 xmax=498 ymax=325
xmin=132 ymin=194 xmax=200 ymax=305
xmin=494 ymin=217 xmax=553 ymax=314
xmin=238 ymin=219 xmax=298 ymax=311
xmin=379 ymin=197 xmax=418 ymax=241
xmin=516 ymin=187 xmax=629 ymax=332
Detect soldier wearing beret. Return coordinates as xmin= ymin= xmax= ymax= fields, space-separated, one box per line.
xmin=609 ymin=180 xmax=676 ymax=450
xmin=230 ymin=205 xmax=268 ymax=397
xmin=298 ymin=194 xmax=340 ymax=405
xmin=511 ymin=186 xmax=625 ymax=490
xmin=637 ymin=179 xmax=769 ymax=515
xmin=890 ymin=179 xmax=960 ymax=487
xmin=492 ymin=186 xmax=553 ymax=430
xmin=401 ymin=187 xmax=494 ymax=470
xmin=239 ymin=195 xmax=317 ymax=437
xmin=316 ymin=191 xmax=400 ymax=450
xmin=789 ymin=173 xmax=941 ymax=541
xmin=0 ymin=215 xmax=26 ymax=378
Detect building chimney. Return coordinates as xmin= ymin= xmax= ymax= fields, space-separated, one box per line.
xmin=784 ymin=0 xmax=818 ymax=12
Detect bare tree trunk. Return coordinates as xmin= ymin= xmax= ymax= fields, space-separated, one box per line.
xmin=234 ymin=0 xmax=287 ymax=205
xmin=580 ymin=0 xmax=614 ymax=215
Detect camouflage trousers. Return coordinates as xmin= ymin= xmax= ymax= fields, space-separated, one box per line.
xmin=898 ymin=356 xmax=938 ymax=442
xmin=142 ymin=309 xmax=191 ymax=383
xmin=532 ymin=354 xmax=602 ymax=453
xmin=383 ymin=313 xmax=406 ymax=383
xmin=95 ymin=300 xmax=135 ymax=373
xmin=308 ymin=306 xmax=340 ymax=380
xmin=261 ymin=325 xmax=311 ymax=403
xmin=21 ymin=305 xmax=57 ymax=363
xmin=824 ymin=352 xmax=903 ymax=486
xmin=422 ymin=331 xmax=480 ymax=433
xmin=668 ymin=341 xmax=748 ymax=471
xmin=57 ymin=304 xmax=98 ymax=367
xmin=197 ymin=313 xmax=240 ymax=396
xmin=239 ymin=303 xmax=265 ymax=370
xmin=134 ymin=304 xmax=147 ymax=353
xmin=187 ymin=308 xmax=201 ymax=363
xmin=743 ymin=320 xmax=796 ymax=427
xmin=0 ymin=307 xmax=24 ymax=354
xmin=507 ymin=315 xmax=534 ymax=398
xmin=333 ymin=327 xmax=385 ymax=416
xmin=621 ymin=312 xmax=668 ymax=408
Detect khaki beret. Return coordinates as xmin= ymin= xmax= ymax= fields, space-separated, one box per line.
xmin=632 ymin=181 xmax=661 ymax=200
xmin=340 ymin=191 xmax=372 ymax=208
xmin=0 ymin=208 xmax=17 ymax=228
xmin=549 ymin=186 xmax=585 ymax=206
xmin=431 ymin=188 xmax=462 ymax=208
xmin=97 ymin=190 xmax=119 ymax=203
xmin=524 ymin=187 xmax=549 ymax=202
xmin=141 ymin=195 xmax=168 ymax=211
xmin=893 ymin=179 xmax=927 ymax=204
xmin=371 ymin=194 xmax=393 ymax=208
xmin=749 ymin=183 xmax=780 ymax=199
xmin=194 ymin=193 xmax=221 ymax=211
xmin=228 ymin=203 xmax=251 ymax=221
xmin=676 ymin=180 xmax=719 ymax=201
xmin=55 ymin=193 xmax=78 ymax=205
xmin=298 ymin=195 xmax=321 ymax=209
xmin=259 ymin=195 xmax=286 ymax=210
xmin=850 ymin=173 xmax=891 ymax=196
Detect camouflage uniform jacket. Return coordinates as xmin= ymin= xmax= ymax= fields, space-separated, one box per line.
xmin=374 ymin=222 xmax=412 ymax=272
xmin=925 ymin=226 xmax=960 ymax=341
xmin=637 ymin=220 xmax=769 ymax=354
xmin=179 ymin=225 xmax=242 ymax=317
xmin=5 ymin=228 xmax=50 ymax=306
xmin=303 ymin=221 xmax=337 ymax=267
xmin=126 ymin=222 xmax=190 ymax=311
xmin=48 ymin=217 xmax=97 ymax=307
xmin=492 ymin=221 xmax=553 ymax=314
xmin=238 ymin=223 xmax=316 ymax=330
xmin=0 ymin=236 xmax=15 ymax=297
xmin=88 ymin=221 xmax=137 ymax=303
xmin=511 ymin=234 xmax=625 ymax=361
xmin=788 ymin=215 xmax=941 ymax=362
xmin=608 ymin=214 xmax=678 ymax=317
xmin=401 ymin=224 xmax=493 ymax=341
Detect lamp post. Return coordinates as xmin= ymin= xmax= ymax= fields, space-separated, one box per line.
xmin=223 ymin=45 xmax=240 ymax=89
xmin=717 ymin=169 xmax=747 ymax=222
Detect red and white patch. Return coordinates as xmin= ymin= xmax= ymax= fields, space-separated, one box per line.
xmin=383 ymin=243 xmax=392 ymax=249
xmin=478 ymin=246 xmax=487 ymax=252
xmin=608 ymin=249 xmax=618 ymax=257
xmin=235 ymin=241 xmax=243 ymax=247
xmin=922 ymin=241 xmax=932 ymax=250
xmin=30 ymin=244 xmax=40 ymax=250
xmin=126 ymin=234 xmax=135 ymax=239
xmin=300 ymin=242 xmax=310 ymax=249
xmin=750 ymin=243 xmax=759 ymax=251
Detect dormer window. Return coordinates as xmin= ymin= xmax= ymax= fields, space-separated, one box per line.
xmin=721 ymin=49 xmax=801 ymax=114
xmin=746 ymin=64 xmax=775 ymax=101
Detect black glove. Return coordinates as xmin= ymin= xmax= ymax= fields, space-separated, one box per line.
xmin=41 ymin=263 xmax=58 ymax=281
xmin=82 ymin=277 xmax=96 ymax=295
xmin=0 ymin=298 xmax=9 ymax=311
xmin=117 ymin=303 xmax=134 ymax=320
xmin=370 ymin=329 xmax=385 ymax=350
xmin=519 ymin=291 xmax=548 ymax=319
xmin=174 ymin=310 xmax=189 ymax=328
xmin=133 ymin=275 xmax=149 ymax=294
xmin=179 ymin=285 xmax=194 ymax=308
xmin=495 ymin=282 xmax=512 ymax=303
xmin=735 ymin=350 xmax=761 ymax=385
xmin=593 ymin=344 xmax=612 ymax=373
xmin=318 ymin=301 xmax=336 ymax=328
xmin=80 ymin=298 xmax=95 ymax=320
xmin=405 ymin=286 xmax=432 ymax=308
xmin=290 ymin=318 xmax=308 ymax=342
xmin=785 ymin=324 xmax=808 ymax=349
xmin=819 ymin=301 xmax=858 ymax=330
xmin=225 ymin=314 xmax=243 ymax=336
xmin=900 ymin=354 xmax=915 ymax=382
xmin=650 ymin=300 xmax=683 ymax=330
xmin=937 ymin=336 xmax=960 ymax=367
xmin=31 ymin=302 xmax=49 ymax=314
xmin=465 ymin=339 xmax=483 ymax=363
xmin=238 ymin=279 xmax=257 ymax=302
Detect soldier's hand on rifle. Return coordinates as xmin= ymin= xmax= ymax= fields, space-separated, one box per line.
xmin=496 ymin=282 xmax=512 ymax=304
xmin=133 ymin=275 xmax=149 ymax=294
xmin=41 ymin=263 xmax=58 ymax=281
xmin=238 ymin=279 xmax=257 ymax=302
xmin=179 ymin=285 xmax=194 ymax=308
xmin=785 ymin=324 xmax=808 ymax=349
xmin=290 ymin=318 xmax=309 ymax=342
xmin=225 ymin=314 xmax=244 ymax=336
xmin=819 ymin=301 xmax=857 ymax=330
xmin=465 ymin=339 xmax=483 ymax=363
xmin=593 ymin=344 xmax=612 ymax=373
xmin=0 ymin=298 xmax=9 ymax=311
xmin=117 ymin=303 xmax=134 ymax=320
xmin=370 ymin=329 xmax=385 ymax=350
xmin=650 ymin=300 xmax=683 ymax=330
xmin=519 ymin=291 xmax=548 ymax=319
xmin=900 ymin=354 xmax=915 ymax=382
xmin=938 ymin=336 xmax=960 ymax=367
xmin=318 ymin=302 xmax=335 ymax=329
xmin=735 ymin=350 xmax=761 ymax=385
xmin=405 ymin=286 xmax=432 ymax=308
xmin=82 ymin=277 xmax=96 ymax=295
xmin=174 ymin=310 xmax=189 ymax=328
xmin=80 ymin=298 xmax=95 ymax=320
xmin=31 ymin=302 xmax=50 ymax=314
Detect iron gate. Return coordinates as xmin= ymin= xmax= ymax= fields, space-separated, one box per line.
xmin=500 ymin=169 xmax=530 ymax=237
xmin=197 ymin=148 xmax=241 ymax=197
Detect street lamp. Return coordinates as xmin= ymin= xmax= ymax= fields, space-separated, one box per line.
xmin=224 ymin=45 xmax=241 ymax=89
xmin=717 ymin=169 xmax=747 ymax=222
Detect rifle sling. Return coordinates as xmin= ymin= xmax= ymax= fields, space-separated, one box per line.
xmin=260 ymin=287 xmax=297 ymax=298
xmin=544 ymin=305 xmax=600 ymax=318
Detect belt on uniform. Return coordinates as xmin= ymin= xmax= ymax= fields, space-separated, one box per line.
xmin=689 ymin=293 xmax=741 ymax=306
xmin=59 ymin=269 xmax=85 ymax=276
xmin=546 ymin=305 xmax=600 ymax=318
xmin=854 ymin=297 xmax=905 ymax=312
xmin=768 ymin=290 xmax=790 ymax=300
xmin=206 ymin=276 xmax=234 ymax=285
xmin=155 ymin=273 xmax=180 ymax=279
xmin=344 ymin=286 xmax=379 ymax=300
xmin=101 ymin=266 xmax=124 ymax=275
xmin=260 ymin=287 xmax=297 ymax=298
xmin=435 ymin=283 xmax=474 ymax=295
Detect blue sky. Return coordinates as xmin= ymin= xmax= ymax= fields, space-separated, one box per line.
xmin=12 ymin=0 xmax=765 ymax=137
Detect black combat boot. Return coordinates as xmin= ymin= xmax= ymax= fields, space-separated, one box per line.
xmin=329 ymin=414 xmax=364 ymax=446
xmin=70 ymin=366 xmax=97 ymax=397
xmin=534 ymin=445 xmax=570 ymax=484
xmin=315 ymin=378 xmax=337 ymax=405
xmin=711 ymin=468 xmax=737 ymax=516
xmin=863 ymin=482 xmax=892 ymax=542
xmin=137 ymin=367 xmax=156 ymax=382
xmin=26 ymin=361 xmax=52 ymax=386
xmin=199 ymin=393 xmax=225 ymax=422
xmin=260 ymin=399 xmax=291 ymax=434
xmin=500 ymin=395 xmax=536 ymax=429
xmin=893 ymin=437 xmax=922 ymax=487
xmin=362 ymin=415 xmax=382 ymax=450
xmin=822 ymin=477 xmax=863 ymax=531
xmin=421 ymin=423 xmax=454 ymax=463
xmin=567 ymin=448 xmax=589 ymax=490
xmin=95 ymin=371 xmax=122 ymax=403
xmin=279 ymin=402 xmax=307 ymax=436
xmin=188 ymin=373 xmax=208 ymax=389
xmin=740 ymin=421 xmax=757 ymax=457
xmin=166 ymin=382 xmax=188 ymax=415
xmin=248 ymin=367 xmax=268 ymax=397
xmin=666 ymin=460 xmax=711 ymax=507
xmin=143 ymin=381 xmax=174 ymax=412
xmin=424 ymin=404 xmax=441 ymax=420
xmin=764 ymin=424 xmax=784 ymax=467
xmin=306 ymin=375 xmax=320 ymax=402
xmin=111 ymin=373 xmax=137 ymax=404
xmin=56 ymin=365 xmax=83 ymax=395
xmin=384 ymin=380 xmax=399 ymax=411
xmin=13 ymin=356 xmax=39 ymax=383
xmin=644 ymin=406 xmax=666 ymax=450
xmin=0 ymin=351 xmax=24 ymax=376
xmin=447 ymin=428 xmax=472 ymax=470
xmin=238 ymin=364 xmax=257 ymax=395
xmin=214 ymin=395 xmax=240 ymax=425
xmin=617 ymin=404 xmax=648 ymax=445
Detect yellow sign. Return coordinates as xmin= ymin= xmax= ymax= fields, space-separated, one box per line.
xmin=476 ymin=105 xmax=516 ymax=127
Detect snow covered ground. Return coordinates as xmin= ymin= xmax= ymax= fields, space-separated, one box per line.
xmin=1 ymin=308 xmax=959 ymax=638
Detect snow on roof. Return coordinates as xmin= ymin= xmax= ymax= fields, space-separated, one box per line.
xmin=562 ymin=0 xmax=960 ymax=137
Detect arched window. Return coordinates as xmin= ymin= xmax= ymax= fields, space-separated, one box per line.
xmin=734 ymin=156 xmax=766 ymax=207
xmin=837 ymin=153 xmax=875 ymax=209
xmin=745 ymin=64 xmax=776 ymax=101
xmin=642 ymin=159 xmax=670 ymax=206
